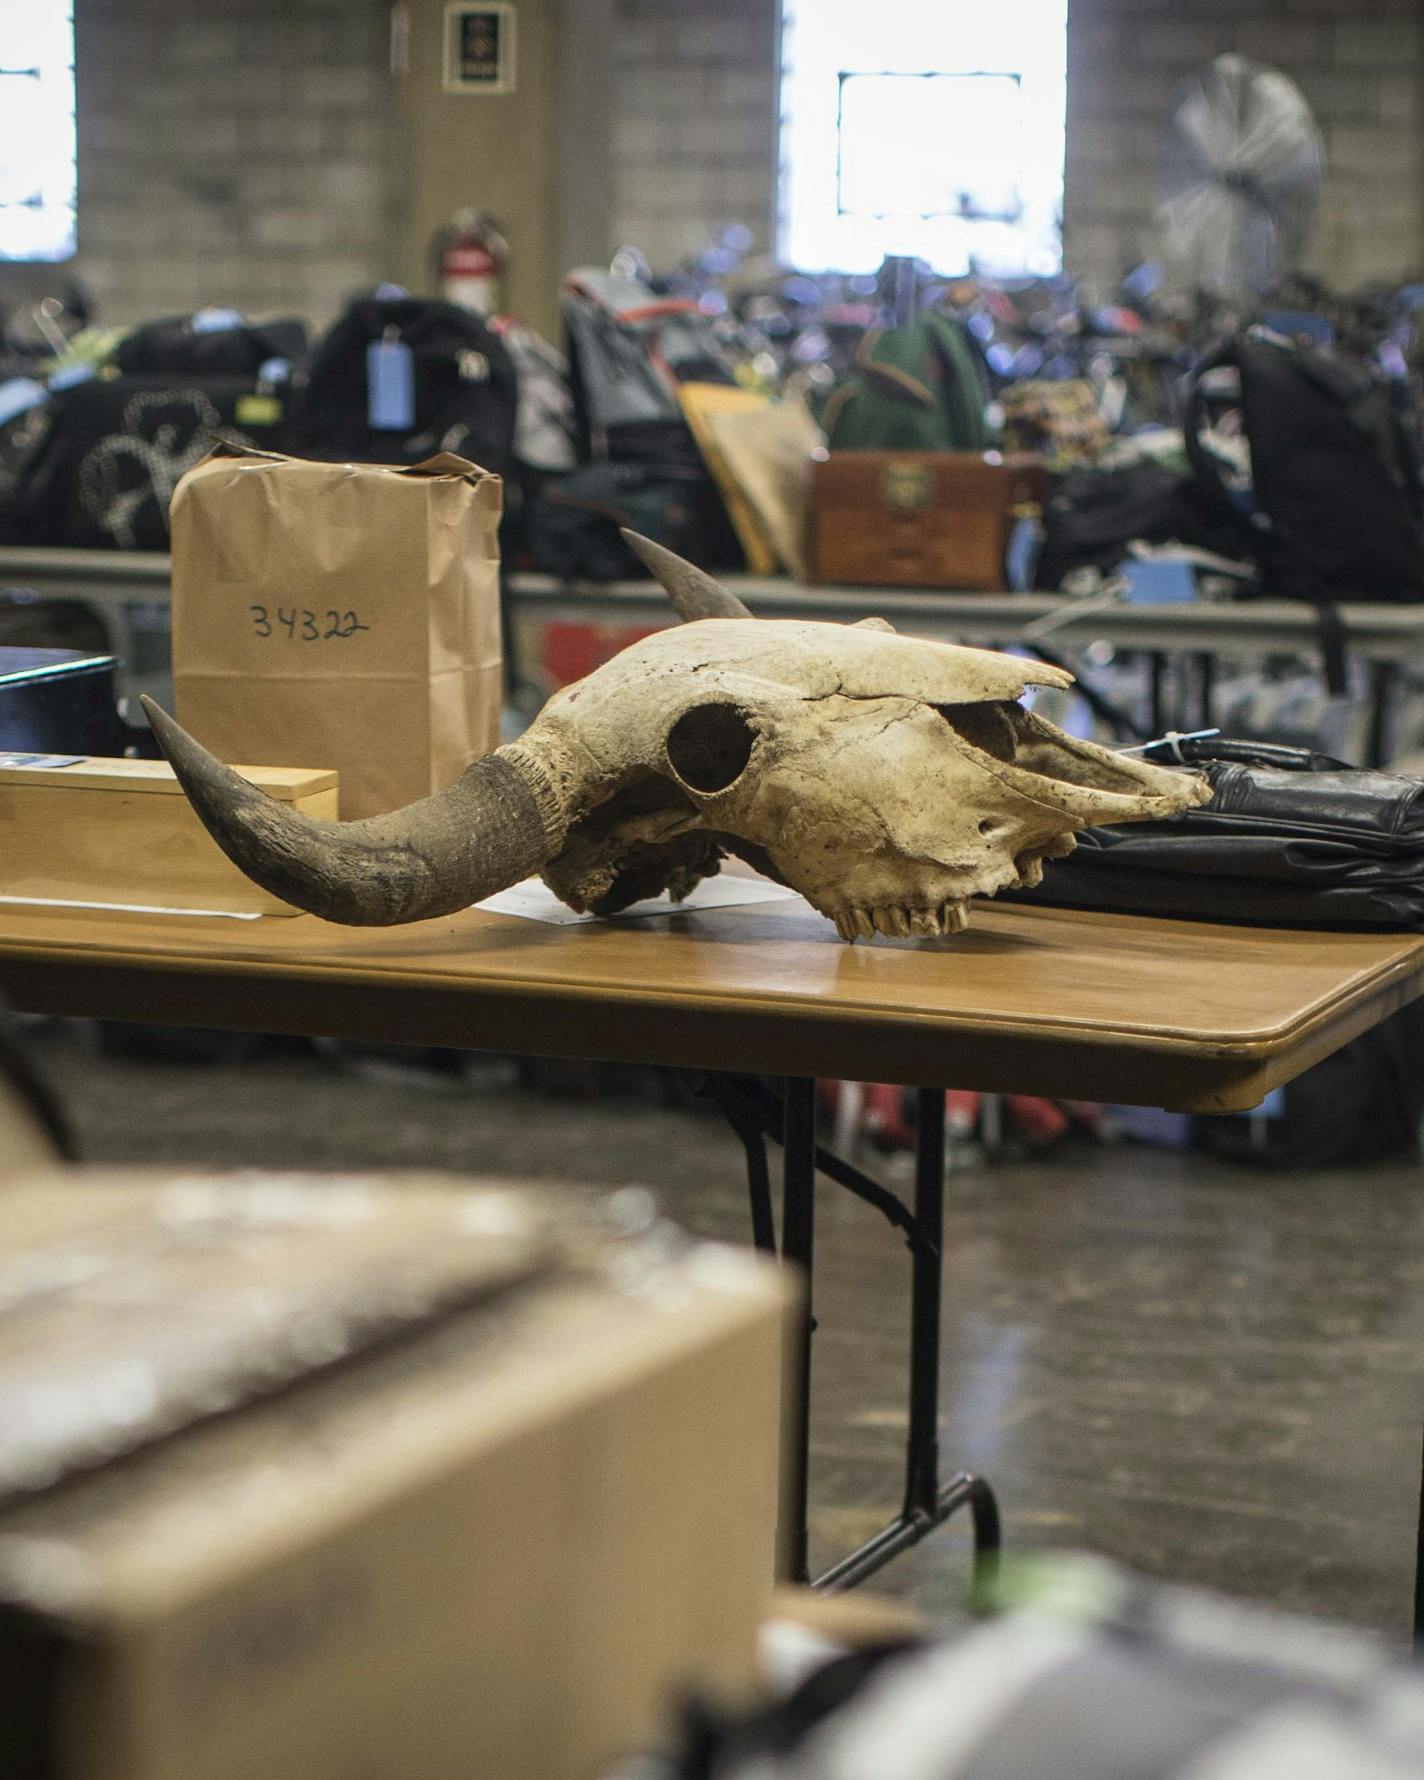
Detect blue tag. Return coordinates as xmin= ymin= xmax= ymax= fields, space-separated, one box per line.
xmin=367 ymin=338 xmax=415 ymax=430
xmin=0 ymin=377 xmax=45 ymax=426
xmin=192 ymin=307 xmax=243 ymax=334
xmin=1261 ymin=309 xmax=1332 ymax=346
xmin=1120 ymin=557 xmax=1196 ymax=605
xmin=49 ymin=363 xmax=95 ymax=392
xmin=1005 ymin=515 xmax=1041 ymax=592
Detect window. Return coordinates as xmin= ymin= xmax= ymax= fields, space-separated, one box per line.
xmin=0 ymin=4 xmax=77 ymax=261
xmin=779 ymin=0 xmax=1067 ymax=276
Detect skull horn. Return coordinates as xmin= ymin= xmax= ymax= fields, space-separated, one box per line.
xmin=621 ymin=530 xmax=754 ymax=621
xmin=140 ymin=697 xmax=563 ymax=926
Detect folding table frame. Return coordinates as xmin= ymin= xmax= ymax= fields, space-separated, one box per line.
xmin=696 ymin=1072 xmax=1000 ymax=1591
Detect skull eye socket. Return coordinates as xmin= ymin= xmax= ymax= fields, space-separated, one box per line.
xmin=665 ymin=703 xmax=756 ymax=794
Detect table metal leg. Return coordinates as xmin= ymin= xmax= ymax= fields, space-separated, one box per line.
xmin=905 ymin=1087 xmax=946 ymax=1516
xmin=780 ymin=1076 xmax=817 ymax=1585
xmin=816 ymin=1090 xmax=1000 ymax=1593
xmin=1149 ymin=650 xmax=1168 ymax=737
xmin=695 ymin=1072 xmax=1000 ymax=1594
xmin=1194 ymin=651 xmax=1216 ymax=732
xmin=1367 ymin=661 xmax=1398 ymax=770
xmin=687 ymin=1071 xmax=779 ymax=1254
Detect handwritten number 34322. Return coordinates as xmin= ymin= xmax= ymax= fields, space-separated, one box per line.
xmin=249 ymin=605 xmax=370 ymax=641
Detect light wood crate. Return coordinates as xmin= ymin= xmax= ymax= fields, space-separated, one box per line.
xmin=0 ymin=756 xmax=338 ymax=916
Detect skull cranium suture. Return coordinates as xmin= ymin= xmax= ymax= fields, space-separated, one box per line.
xmin=141 ymin=533 xmax=1209 ymax=943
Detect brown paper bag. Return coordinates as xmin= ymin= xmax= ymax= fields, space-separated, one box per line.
xmin=171 ymin=444 xmax=502 ymax=818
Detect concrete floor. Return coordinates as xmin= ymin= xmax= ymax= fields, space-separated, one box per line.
xmin=25 ymin=1021 xmax=1424 ymax=1645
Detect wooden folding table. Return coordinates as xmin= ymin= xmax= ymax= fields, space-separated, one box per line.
xmin=1 ymin=893 xmax=1420 ymax=1593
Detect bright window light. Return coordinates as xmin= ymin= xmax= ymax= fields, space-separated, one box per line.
xmin=780 ymin=0 xmax=1067 ymax=276
xmin=0 ymin=4 xmax=77 ymax=262
xmin=837 ymin=73 xmax=1025 ymax=222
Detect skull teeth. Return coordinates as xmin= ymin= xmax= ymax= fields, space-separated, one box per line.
xmin=827 ymin=902 xmax=971 ymax=942
xmin=1016 ymin=855 xmax=1045 ymax=889
xmin=873 ymin=905 xmax=911 ymax=939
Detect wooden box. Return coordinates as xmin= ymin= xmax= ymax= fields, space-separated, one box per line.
xmin=0 ymin=755 xmax=338 ymax=917
xmin=811 ymin=450 xmax=1046 ymax=590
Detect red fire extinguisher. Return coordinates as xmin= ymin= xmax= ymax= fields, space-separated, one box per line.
xmin=434 ymin=209 xmax=507 ymax=317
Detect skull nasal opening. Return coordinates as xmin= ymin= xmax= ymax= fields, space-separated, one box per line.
xmin=665 ymin=703 xmax=756 ymax=793
xmin=935 ymin=700 xmax=1022 ymax=763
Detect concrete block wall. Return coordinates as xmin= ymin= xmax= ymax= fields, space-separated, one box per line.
xmin=602 ymin=0 xmax=1424 ymax=295
xmin=1065 ymin=0 xmax=1424 ymax=296
xmin=606 ymin=0 xmax=779 ymax=271
xmin=0 ymin=0 xmax=400 ymax=329
xmin=5 ymin=0 xmax=1421 ymax=334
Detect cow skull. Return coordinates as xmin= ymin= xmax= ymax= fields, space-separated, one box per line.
xmin=142 ymin=534 xmax=1207 ymax=941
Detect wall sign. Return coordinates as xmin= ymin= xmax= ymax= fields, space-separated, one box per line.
xmin=443 ymin=4 xmax=516 ymax=95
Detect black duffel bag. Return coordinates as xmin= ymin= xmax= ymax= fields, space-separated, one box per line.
xmin=1015 ymin=736 xmax=1424 ymax=930
xmin=1015 ymin=737 xmax=1424 ymax=1167
xmin=1033 ymin=460 xmax=1244 ymax=591
xmin=8 ymin=374 xmax=283 ymax=550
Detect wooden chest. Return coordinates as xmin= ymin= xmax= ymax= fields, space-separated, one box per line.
xmin=811 ymin=451 xmax=1046 ymax=590
xmin=0 ymin=756 xmax=338 ymax=917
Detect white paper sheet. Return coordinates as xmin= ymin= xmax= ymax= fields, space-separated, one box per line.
xmin=0 ymin=894 xmax=263 ymax=921
xmin=475 ymin=876 xmax=797 ymax=926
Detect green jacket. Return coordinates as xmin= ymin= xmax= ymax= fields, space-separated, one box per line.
xmin=825 ymin=310 xmax=992 ymax=453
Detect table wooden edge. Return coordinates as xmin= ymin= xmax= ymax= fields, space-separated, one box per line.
xmin=2 ymin=920 xmax=1420 ymax=1115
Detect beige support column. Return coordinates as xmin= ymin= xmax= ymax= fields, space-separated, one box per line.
xmin=395 ymin=0 xmax=562 ymax=337
xmin=554 ymin=0 xmax=616 ymax=277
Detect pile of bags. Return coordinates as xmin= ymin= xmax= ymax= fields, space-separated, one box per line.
xmin=0 ymin=277 xmax=802 ymax=582
xmin=4 ymin=268 xmax=1424 ymax=621
xmin=0 ymin=299 xmax=530 ymax=553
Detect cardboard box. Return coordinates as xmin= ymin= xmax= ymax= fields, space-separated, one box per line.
xmin=0 ymin=755 xmax=338 ymax=916
xmin=765 ymin=1585 xmax=926 ymax=1650
xmin=0 ymin=1173 xmax=788 ymax=1780
xmin=812 ymin=451 xmax=1046 ymax=590
xmin=171 ymin=445 xmax=503 ymax=819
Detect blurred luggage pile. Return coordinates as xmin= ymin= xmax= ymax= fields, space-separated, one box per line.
xmin=5 ymin=244 xmax=1424 ymax=605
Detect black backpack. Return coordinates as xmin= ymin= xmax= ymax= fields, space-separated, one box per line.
xmin=287 ymin=296 xmax=517 ymax=475
xmin=112 ymin=312 xmax=307 ymax=378
xmin=1184 ymin=328 xmax=1424 ymax=606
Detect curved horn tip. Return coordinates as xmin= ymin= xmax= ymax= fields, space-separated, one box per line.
xmin=618 ymin=529 xmax=754 ymax=622
xmin=141 ymin=695 xmax=231 ymax=791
